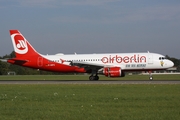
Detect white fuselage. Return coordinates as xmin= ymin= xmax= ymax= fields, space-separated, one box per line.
xmin=42 ymin=52 xmax=174 ymax=71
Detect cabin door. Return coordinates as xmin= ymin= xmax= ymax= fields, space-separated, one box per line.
xmin=148 ymin=54 xmax=153 ymax=64
xmin=37 ymin=57 xmax=43 ymax=67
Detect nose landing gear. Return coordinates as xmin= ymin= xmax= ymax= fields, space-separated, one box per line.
xmin=148 ymin=71 xmax=153 ymax=80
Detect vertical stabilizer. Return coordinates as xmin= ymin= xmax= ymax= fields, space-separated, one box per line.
xmin=9 ymin=30 xmax=39 ymax=58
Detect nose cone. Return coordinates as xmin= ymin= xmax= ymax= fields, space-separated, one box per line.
xmin=169 ymin=60 xmax=174 ymax=67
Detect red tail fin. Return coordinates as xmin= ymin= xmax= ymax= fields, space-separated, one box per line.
xmin=10 ymin=30 xmax=39 ymax=58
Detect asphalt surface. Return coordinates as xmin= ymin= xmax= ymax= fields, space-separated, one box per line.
xmin=0 ymin=80 xmax=180 ymax=84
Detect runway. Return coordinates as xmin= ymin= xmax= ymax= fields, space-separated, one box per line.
xmin=0 ymin=80 xmax=180 ymax=84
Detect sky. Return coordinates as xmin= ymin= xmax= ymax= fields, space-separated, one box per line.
xmin=0 ymin=0 xmax=180 ymax=58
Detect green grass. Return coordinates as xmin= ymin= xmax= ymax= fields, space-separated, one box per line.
xmin=0 ymin=74 xmax=179 ymax=80
xmin=0 ymin=84 xmax=180 ymax=120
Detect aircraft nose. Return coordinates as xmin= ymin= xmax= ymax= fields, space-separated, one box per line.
xmin=169 ymin=60 xmax=174 ymax=67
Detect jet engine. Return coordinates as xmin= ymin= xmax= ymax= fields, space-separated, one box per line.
xmin=103 ymin=67 xmax=125 ymax=77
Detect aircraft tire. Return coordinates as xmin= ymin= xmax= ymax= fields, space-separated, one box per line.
xmin=89 ymin=75 xmax=94 ymax=81
xmin=94 ymin=76 xmax=99 ymax=80
xmin=149 ymin=76 xmax=153 ymax=80
xmin=89 ymin=75 xmax=99 ymax=81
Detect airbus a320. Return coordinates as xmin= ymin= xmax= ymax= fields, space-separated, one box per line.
xmin=1 ymin=30 xmax=174 ymax=80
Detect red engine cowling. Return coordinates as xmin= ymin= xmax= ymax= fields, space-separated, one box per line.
xmin=103 ymin=67 xmax=125 ymax=77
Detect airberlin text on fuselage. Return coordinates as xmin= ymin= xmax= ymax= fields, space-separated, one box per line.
xmin=102 ymin=54 xmax=146 ymax=64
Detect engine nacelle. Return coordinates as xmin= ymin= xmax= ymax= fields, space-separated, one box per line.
xmin=103 ymin=67 xmax=125 ymax=77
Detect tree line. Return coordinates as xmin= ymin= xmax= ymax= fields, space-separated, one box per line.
xmin=0 ymin=51 xmax=179 ymax=75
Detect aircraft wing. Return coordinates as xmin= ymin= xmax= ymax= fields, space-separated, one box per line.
xmin=70 ymin=61 xmax=113 ymax=71
xmin=69 ymin=60 xmax=126 ymax=72
xmin=71 ymin=61 xmax=103 ymax=67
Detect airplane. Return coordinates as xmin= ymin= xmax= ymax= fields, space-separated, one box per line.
xmin=1 ymin=30 xmax=174 ymax=80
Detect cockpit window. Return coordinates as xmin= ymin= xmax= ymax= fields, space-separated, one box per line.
xmin=159 ymin=57 xmax=166 ymax=60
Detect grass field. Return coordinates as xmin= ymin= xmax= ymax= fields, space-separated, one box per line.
xmin=0 ymin=74 xmax=179 ymax=119
xmin=0 ymin=84 xmax=180 ymax=120
xmin=0 ymin=74 xmax=180 ymax=80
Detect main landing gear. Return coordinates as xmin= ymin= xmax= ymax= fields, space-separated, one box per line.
xmin=89 ymin=74 xmax=99 ymax=81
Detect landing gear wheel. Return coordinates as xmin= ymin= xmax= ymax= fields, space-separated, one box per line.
xmin=149 ymin=76 xmax=153 ymax=80
xmin=94 ymin=76 xmax=99 ymax=81
xmin=89 ymin=75 xmax=94 ymax=81
xmin=89 ymin=75 xmax=99 ymax=81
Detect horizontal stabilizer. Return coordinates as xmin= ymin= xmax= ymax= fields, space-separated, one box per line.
xmin=7 ymin=58 xmax=28 ymax=65
xmin=0 ymin=59 xmax=8 ymax=62
xmin=9 ymin=58 xmax=28 ymax=62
